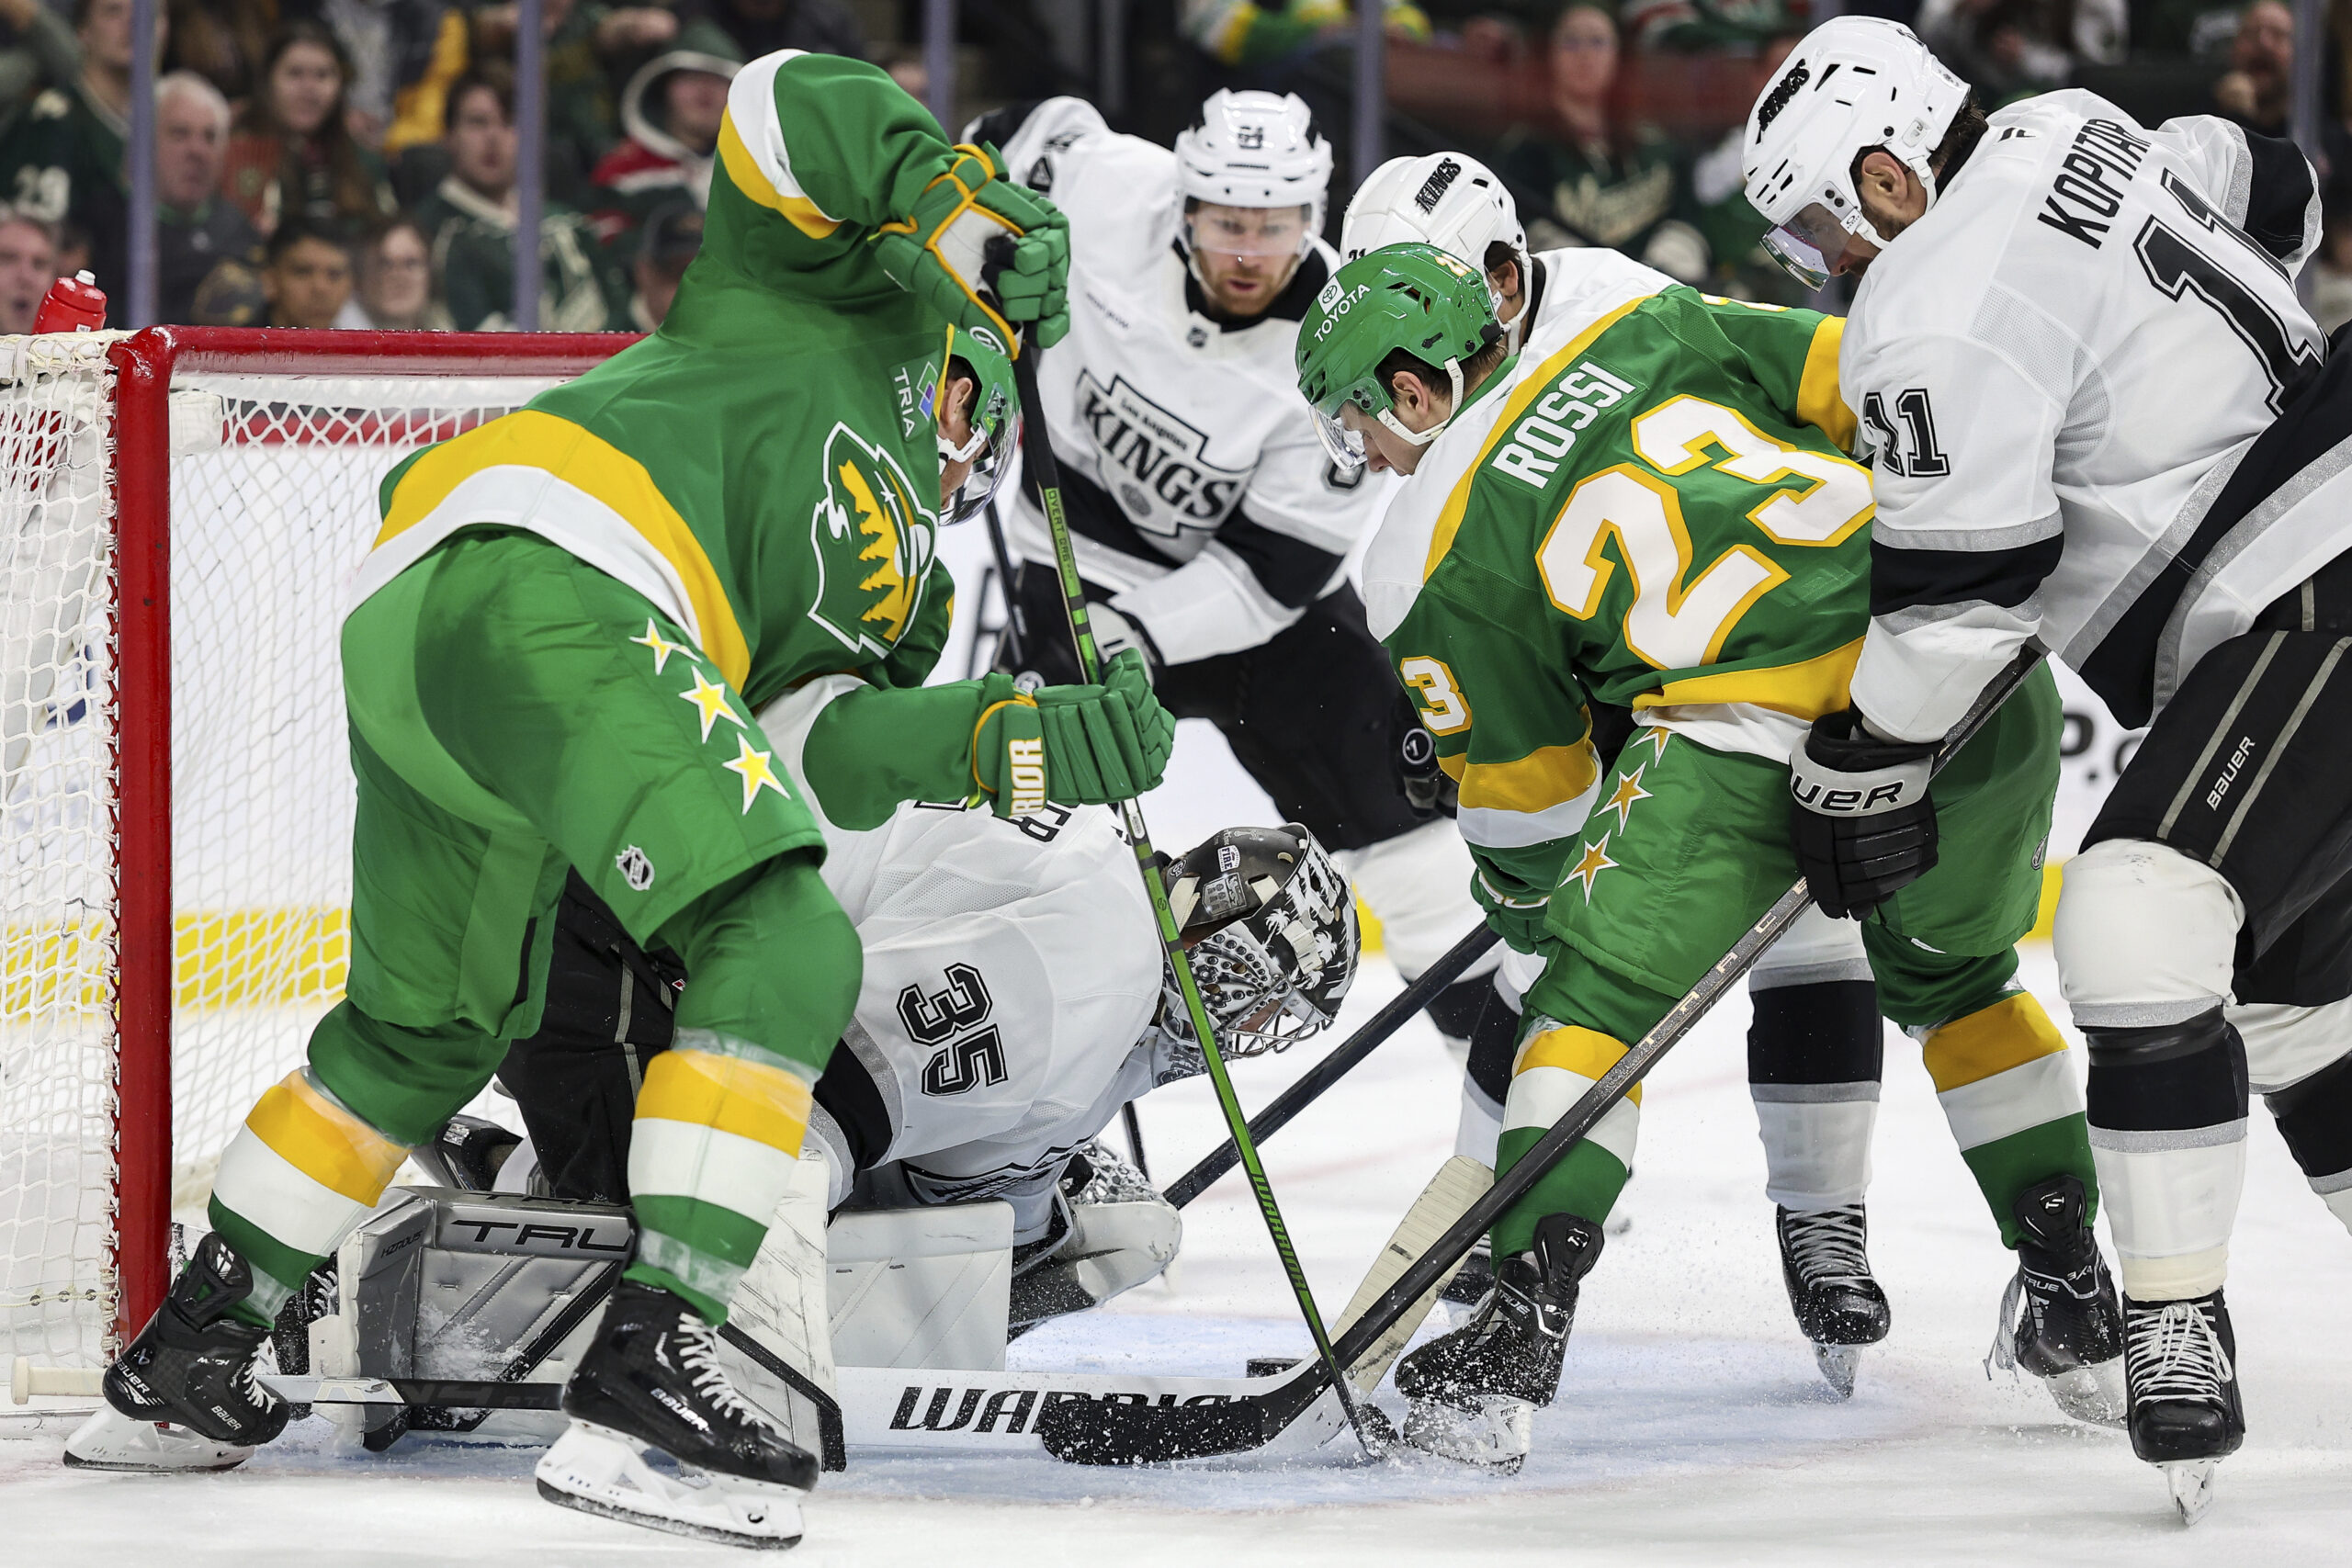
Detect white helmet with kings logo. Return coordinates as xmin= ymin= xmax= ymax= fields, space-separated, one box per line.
xmin=1741 ymin=17 xmax=1968 ymax=288
xmin=1173 ymin=89 xmax=1334 ymax=254
xmin=1341 ymin=152 xmax=1530 ymax=341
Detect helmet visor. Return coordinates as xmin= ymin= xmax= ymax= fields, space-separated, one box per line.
xmin=1311 ymin=401 xmax=1367 ymax=470
xmin=1762 ymin=201 xmax=1871 ymax=290
xmin=1188 ymin=203 xmax=1313 ymax=261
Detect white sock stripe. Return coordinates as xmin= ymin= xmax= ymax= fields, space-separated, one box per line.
xmin=628 ymin=1117 xmax=801 ymax=1225
xmin=2092 ymin=1140 xmax=2245 ymax=1269
xmin=1501 ymin=1063 xmax=1639 ymax=1168
xmin=1937 ymin=1051 xmax=2084 ymax=1152
xmin=2086 ymin=1119 xmax=2248 ymax=1154
xmin=211 ymin=1125 xmax=372 ymax=1258
xmin=1754 ymin=1099 xmax=1876 ymax=1213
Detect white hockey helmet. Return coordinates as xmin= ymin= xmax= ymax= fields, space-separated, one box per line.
xmin=1341 ymin=152 xmax=1532 ymax=325
xmin=1741 ymin=17 xmax=1970 ymax=288
xmin=1174 ymin=89 xmax=1334 ymax=257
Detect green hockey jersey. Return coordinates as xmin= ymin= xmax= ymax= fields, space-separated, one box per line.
xmin=356 ymin=50 xmax=971 ymax=822
xmin=1363 ymin=272 xmax=1865 ymax=923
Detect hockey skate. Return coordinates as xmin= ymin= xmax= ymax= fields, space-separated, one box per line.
xmin=1437 ymin=1237 xmax=1496 ymax=1311
xmin=1393 ymin=1213 xmax=1603 ymax=1472
xmin=1776 ymin=1205 xmax=1890 ymax=1399
xmin=2122 ymin=1292 xmax=2242 ymax=1526
xmin=63 ymin=1232 xmax=288 ymax=1472
xmin=1987 ymin=1174 xmax=2126 ymax=1426
xmin=1008 ymin=1139 xmax=1181 ymax=1335
xmin=411 ymin=1112 xmax=523 ymax=1192
xmin=537 ymin=1279 xmax=819 ymax=1549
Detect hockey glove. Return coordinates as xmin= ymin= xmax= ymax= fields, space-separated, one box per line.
xmin=1789 ymin=707 xmax=1939 ymax=919
xmin=1398 ymin=719 xmax=1456 ymax=818
xmin=872 ymin=143 xmax=1071 ymax=349
xmin=971 ymin=649 xmax=1174 ymax=816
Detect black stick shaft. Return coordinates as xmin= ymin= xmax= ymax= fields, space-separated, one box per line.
xmin=1166 ymin=924 xmax=1498 ymax=1209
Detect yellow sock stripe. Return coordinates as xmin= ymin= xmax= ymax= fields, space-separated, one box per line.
xmin=243 ymin=1071 xmax=408 ymax=1206
xmin=636 ymin=1046 xmax=813 ymax=1155
xmin=1923 ymin=992 xmax=2070 ymax=1093
xmin=1514 ymin=1025 xmax=1643 ymax=1106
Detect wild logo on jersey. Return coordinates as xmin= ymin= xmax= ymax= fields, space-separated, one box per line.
xmin=1076 ymin=368 xmax=1249 ymax=535
xmin=809 ymin=421 xmax=939 ymax=657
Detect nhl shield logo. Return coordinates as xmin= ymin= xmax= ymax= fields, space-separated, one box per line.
xmin=616 ymin=845 xmax=655 ymax=892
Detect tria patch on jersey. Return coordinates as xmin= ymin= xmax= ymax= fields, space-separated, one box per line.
xmin=1487 ymin=359 xmax=1639 ymax=490
xmin=1076 ymin=369 xmax=1250 ymax=534
xmin=809 ymin=421 xmax=937 ymax=657
xmin=2035 ymin=118 xmax=2151 ymax=252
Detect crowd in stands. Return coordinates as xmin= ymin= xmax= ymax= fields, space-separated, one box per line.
xmin=0 ymin=0 xmax=2333 ymax=333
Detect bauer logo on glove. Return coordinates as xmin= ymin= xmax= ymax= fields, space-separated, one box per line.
xmin=1788 ymin=707 xmax=1940 ymax=919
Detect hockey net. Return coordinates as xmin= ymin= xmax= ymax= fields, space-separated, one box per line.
xmin=0 ymin=328 xmax=628 ymax=1371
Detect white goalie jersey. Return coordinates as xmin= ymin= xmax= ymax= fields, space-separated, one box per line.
xmin=976 ymin=97 xmax=1386 ymax=666
xmin=1838 ymin=91 xmax=2325 ymax=739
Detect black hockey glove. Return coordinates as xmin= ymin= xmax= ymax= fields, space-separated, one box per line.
xmin=1399 ymin=720 xmax=1456 ymax=817
xmin=1788 ymin=707 xmax=1939 ymax=919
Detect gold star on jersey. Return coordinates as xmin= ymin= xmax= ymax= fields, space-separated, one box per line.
xmin=632 ymin=619 xmax=689 ymax=675
xmin=722 ymin=735 xmax=790 ymax=813
xmin=1567 ymin=834 xmax=1618 ymax=901
xmin=1603 ymin=766 xmax=1653 ymax=832
xmin=681 ymin=667 xmax=745 ymax=742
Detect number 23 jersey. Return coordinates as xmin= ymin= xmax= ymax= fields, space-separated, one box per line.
xmin=1839 ymin=91 xmax=2324 ymax=740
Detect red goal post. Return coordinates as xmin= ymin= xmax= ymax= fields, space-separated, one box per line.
xmin=2 ymin=327 xmax=633 ymax=1371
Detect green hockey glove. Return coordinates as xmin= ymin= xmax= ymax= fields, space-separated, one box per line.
xmin=971 ymin=649 xmax=1174 ymax=815
xmin=872 ymin=143 xmax=1071 ymax=349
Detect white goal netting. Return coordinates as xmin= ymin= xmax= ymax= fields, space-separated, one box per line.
xmin=0 ymin=334 xmax=574 ymax=1368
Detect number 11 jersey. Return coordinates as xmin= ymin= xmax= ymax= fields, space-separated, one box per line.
xmin=1838 ymin=90 xmax=2324 ymax=739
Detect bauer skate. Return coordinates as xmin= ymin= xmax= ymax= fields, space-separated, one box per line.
xmin=537 ymin=1279 xmax=817 ymax=1549
xmin=2122 ymin=1292 xmax=2242 ymax=1526
xmin=63 ymin=1232 xmax=288 ymax=1472
xmin=1776 ymin=1204 xmax=1890 ymax=1399
xmin=1987 ymin=1174 xmax=2127 ymax=1426
xmin=1394 ymin=1213 xmax=1603 ymax=1472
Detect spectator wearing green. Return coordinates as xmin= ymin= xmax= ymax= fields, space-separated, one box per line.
xmin=0 ymin=0 xmax=152 ymax=294
xmin=412 ymin=61 xmax=609 ymax=333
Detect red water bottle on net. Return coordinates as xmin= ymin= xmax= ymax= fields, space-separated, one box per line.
xmin=33 ymin=270 xmax=107 ymax=333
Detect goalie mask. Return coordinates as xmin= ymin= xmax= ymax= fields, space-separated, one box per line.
xmin=1161 ymin=822 xmax=1358 ymax=1056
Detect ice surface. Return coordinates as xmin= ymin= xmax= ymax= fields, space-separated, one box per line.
xmin=7 ymin=944 xmax=2350 ymax=1565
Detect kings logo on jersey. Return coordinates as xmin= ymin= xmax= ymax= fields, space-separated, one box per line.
xmin=1075 ymin=369 xmax=1250 ymax=536
xmin=809 ymin=422 xmax=938 ymax=658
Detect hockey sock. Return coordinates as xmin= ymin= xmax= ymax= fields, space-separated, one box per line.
xmin=1747 ymin=979 xmax=1882 ymax=1212
xmin=2263 ymin=1047 xmax=2352 ymax=1235
xmin=625 ymin=853 xmax=860 ymax=1323
xmin=1454 ymin=984 xmax=1517 ymax=1165
xmin=1491 ymin=1023 xmax=1639 ymax=1258
xmin=1920 ymin=992 xmax=2097 ymax=1247
xmin=208 ymin=1066 xmax=413 ymax=1324
xmin=2086 ymin=1008 xmax=2248 ymax=1300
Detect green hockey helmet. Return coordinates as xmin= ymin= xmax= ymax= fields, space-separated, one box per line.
xmin=1295 ymin=241 xmax=1499 ymax=469
xmin=933 ymin=321 xmax=1020 ymax=523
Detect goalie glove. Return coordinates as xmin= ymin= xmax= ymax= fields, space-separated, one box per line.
xmin=1788 ymin=707 xmax=1939 ymax=920
xmin=971 ymin=648 xmax=1174 ymax=816
xmin=872 ymin=143 xmax=1071 ymax=349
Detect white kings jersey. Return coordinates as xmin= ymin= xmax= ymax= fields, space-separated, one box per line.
xmin=1838 ymin=90 xmax=2324 ymax=740
xmin=1521 ymin=246 xmax=1675 ymax=343
xmin=977 ymin=97 xmax=1386 ymax=666
xmin=754 ymin=676 xmax=1163 ymax=1231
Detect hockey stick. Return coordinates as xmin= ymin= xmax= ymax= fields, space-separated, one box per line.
xmin=1165 ymin=923 xmax=1499 ymax=1209
xmin=1035 ymin=647 xmax=2048 ymax=1464
xmin=989 ymin=264 xmax=1383 ymax=1458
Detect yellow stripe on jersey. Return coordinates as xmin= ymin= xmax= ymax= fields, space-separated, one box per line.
xmin=1424 ymin=296 xmax=1654 ymax=582
xmin=243 ymin=1071 xmax=408 ymax=1206
xmin=717 ymin=110 xmax=841 ymax=239
xmin=1633 ymin=636 xmax=1862 ymax=722
xmin=1438 ymin=740 xmax=1603 ymax=815
xmin=376 ymin=409 xmax=752 ymax=690
xmin=636 ymin=1045 xmax=816 ymax=1154
xmin=1923 ymin=993 xmax=2071 ymax=1094
xmin=1796 ymin=315 xmax=1858 ymax=455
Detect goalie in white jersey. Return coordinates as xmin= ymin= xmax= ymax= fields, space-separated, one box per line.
xmin=1748 ymin=16 xmax=2352 ymax=1517
xmin=964 ymin=89 xmax=1508 ymax=1093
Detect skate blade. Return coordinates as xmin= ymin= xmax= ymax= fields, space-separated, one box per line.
xmin=2163 ymin=1459 xmax=2220 ymax=1526
xmin=1399 ymin=1394 xmax=1532 ymax=1473
xmin=1812 ymin=1344 xmax=1861 ymax=1401
xmin=536 ymin=1420 xmax=805 ymax=1551
xmin=61 ymin=1404 xmax=254 ymax=1472
xmin=2040 ymin=1358 xmax=2127 ymax=1428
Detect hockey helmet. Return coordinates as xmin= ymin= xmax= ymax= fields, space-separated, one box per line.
xmin=1163 ymin=822 xmax=1358 ymax=1055
xmin=1742 ymin=17 xmax=1970 ymax=288
xmin=933 ymin=321 xmax=1020 ymax=524
xmin=1295 ymin=243 xmax=1499 ymax=469
xmin=1341 ymin=152 xmax=1532 ymax=338
xmin=1174 ymin=90 xmax=1334 ymax=263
